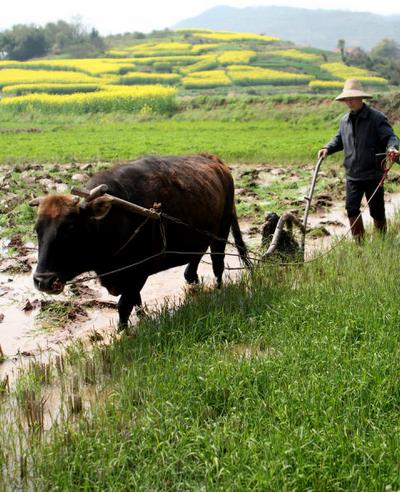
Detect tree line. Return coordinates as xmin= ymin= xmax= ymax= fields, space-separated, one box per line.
xmin=0 ymin=21 xmax=106 ymax=60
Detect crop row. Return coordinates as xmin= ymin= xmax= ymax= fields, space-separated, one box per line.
xmin=0 ymin=74 xmax=389 ymax=110
xmin=2 ymin=83 xmax=101 ymax=96
xmin=0 ymin=59 xmax=135 ymax=75
xmin=0 ymin=85 xmax=177 ymax=114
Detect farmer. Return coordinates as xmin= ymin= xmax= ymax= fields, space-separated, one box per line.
xmin=318 ymin=78 xmax=399 ymax=241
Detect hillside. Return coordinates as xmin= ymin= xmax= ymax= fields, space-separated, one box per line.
xmin=174 ymin=6 xmax=400 ymax=51
xmin=0 ymin=28 xmax=391 ymax=115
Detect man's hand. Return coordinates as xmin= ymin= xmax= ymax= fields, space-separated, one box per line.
xmin=318 ymin=148 xmax=328 ymax=159
xmin=387 ymin=148 xmax=399 ymax=163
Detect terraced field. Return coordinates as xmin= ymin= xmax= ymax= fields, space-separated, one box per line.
xmin=0 ymin=28 xmax=390 ymax=114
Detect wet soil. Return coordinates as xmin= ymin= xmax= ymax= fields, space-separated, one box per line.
xmin=1 ymin=161 xmax=399 ymax=381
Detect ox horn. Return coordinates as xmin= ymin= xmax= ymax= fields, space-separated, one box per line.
xmin=71 ymin=184 xmax=108 ymax=202
xmin=29 ymin=197 xmax=42 ymax=207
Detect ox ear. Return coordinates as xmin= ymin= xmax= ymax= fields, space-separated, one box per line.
xmin=84 ymin=196 xmax=113 ymax=220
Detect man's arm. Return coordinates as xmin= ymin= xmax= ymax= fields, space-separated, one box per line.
xmin=377 ymin=114 xmax=399 ymax=163
xmin=377 ymin=114 xmax=399 ymax=149
xmin=318 ymin=127 xmax=343 ymax=159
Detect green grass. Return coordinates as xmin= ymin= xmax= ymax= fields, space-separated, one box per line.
xmin=0 ymin=98 xmax=346 ymax=165
xmin=2 ymin=231 xmax=397 ymax=489
xmin=2 ymin=95 xmax=397 ymax=167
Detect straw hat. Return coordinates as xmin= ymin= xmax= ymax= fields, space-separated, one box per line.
xmin=335 ymin=79 xmax=372 ymax=100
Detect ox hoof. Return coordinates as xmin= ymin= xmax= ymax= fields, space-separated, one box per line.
xmin=117 ymin=321 xmax=128 ymax=332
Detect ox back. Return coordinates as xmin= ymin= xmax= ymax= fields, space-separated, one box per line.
xmin=33 ymin=154 xmax=250 ymax=328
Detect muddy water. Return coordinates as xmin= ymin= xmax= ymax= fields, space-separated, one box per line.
xmin=0 ymin=251 xmax=242 ymax=380
xmin=1 ymin=191 xmax=400 ymax=382
xmin=306 ymin=191 xmax=400 ymax=252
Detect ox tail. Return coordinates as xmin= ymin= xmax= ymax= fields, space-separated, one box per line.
xmin=231 ymin=206 xmax=252 ymax=268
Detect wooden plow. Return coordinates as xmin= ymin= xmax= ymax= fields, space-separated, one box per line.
xmin=263 ymin=156 xmax=324 ymax=260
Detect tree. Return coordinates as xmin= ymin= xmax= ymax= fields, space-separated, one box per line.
xmin=44 ymin=20 xmax=104 ymax=57
xmin=345 ymin=47 xmax=372 ymax=69
xmin=369 ymin=39 xmax=400 ymax=86
xmin=0 ymin=25 xmax=48 ymax=60
xmin=370 ymin=38 xmax=400 ymax=61
xmin=0 ymin=20 xmax=106 ymax=60
xmin=337 ymin=39 xmax=346 ymax=62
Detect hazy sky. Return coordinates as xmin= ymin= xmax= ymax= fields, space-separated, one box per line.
xmin=2 ymin=0 xmax=400 ymax=34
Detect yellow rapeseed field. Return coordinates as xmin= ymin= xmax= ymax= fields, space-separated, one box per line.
xmin=118 ymin=72 xmax=181 ymax=85
xmin=2 ymin=83 xmax=101 ymax=95
xmin=0 ymin=28 xmax=390 ymax=111
xmin=0 ymin=84 xmax=177 ymax=114
xmin=0 ymin=59 xmax=135 ymax=75
xmin=126 ymin=42 xmax=193 ymax=56
xmin=191 ymin=44 xmax=220 ymax=54
xmin=267 ymin=49 xmax=321 ymax=61
xmin=131 ymin=55 xmax=202 ymax=66
xmin=0 ymin=69 xmax=101 ymax=87
xmin=218 ymin=50 xmax=256 ymax=65
xmin=227 ymin=65 xmax=313 ymax=85
xmin=308 ymin=80 xmax=344 ymax=91
xmin=179 ymin=55 xmax=218 ymax=75
xmin=193 ymin=31 xmax=279 ymax=43
xmin=321 ymin=63 xmax=388 ymax=86
xmin=182 ymin=70 xmax=232 ymax=88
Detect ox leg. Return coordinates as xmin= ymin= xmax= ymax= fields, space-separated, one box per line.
xmin=210 ymin=238 xmax=228 ymax=289
xmin=184 ymin=257 xmax=202 ymax=284
xmin=117 ymin=277 xmax=147 ymax=331
xmin=210 ymin=216 xmax=232 ymax=288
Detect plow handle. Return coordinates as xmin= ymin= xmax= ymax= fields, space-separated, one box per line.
xmin=301 ymin=156 xmax=324 ymax=259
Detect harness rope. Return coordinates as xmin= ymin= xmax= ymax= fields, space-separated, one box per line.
xmin=63 ymin=156 xmax=395 ymax=285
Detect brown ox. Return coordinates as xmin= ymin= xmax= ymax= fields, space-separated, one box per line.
xmin=32 ymin=154 xmax=250 ymax=329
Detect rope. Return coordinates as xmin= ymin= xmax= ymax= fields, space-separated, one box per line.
xmin=55 ymin=156 xmax=399 ymax=286
xmin=112 ymin=216 xmax=150 ymax=257
xmin=160 ymin=211 xmax=258 ymax=255
xmin=69 ymin=250 xmax=264 ymax=285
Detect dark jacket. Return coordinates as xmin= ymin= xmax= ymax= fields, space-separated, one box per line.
xmin=325 ymin=104 xmax=399 ymax=181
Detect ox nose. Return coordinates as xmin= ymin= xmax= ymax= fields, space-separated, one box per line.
xmin=33 ymin=271 xmax=60 ymax=292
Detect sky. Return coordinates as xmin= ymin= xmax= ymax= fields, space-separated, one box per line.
xmin=1 ymin=0 xmax=400 ymax=35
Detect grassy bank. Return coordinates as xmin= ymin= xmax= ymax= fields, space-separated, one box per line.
xmin=2 ymin=230 xmax=400 ymax=489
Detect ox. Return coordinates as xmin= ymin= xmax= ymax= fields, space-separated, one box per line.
xmin=32 ymin=154 xmax=250 ymax=329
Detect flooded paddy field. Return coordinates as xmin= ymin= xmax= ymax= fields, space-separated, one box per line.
xmin=1 ymin=161 xmax=400 ymax=384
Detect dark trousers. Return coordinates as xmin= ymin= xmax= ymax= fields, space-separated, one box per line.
xmin=345 ymin=179 xmax=385 ymax=220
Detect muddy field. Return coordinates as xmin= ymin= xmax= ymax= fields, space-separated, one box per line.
xmin=1 ymin=161 xmax=400 ymax=380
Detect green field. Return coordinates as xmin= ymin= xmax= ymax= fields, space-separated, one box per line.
xmin=0 ymin=95 xmax=352 ymax=165
xmin=0 ymin=95 xmax=350 ymax=241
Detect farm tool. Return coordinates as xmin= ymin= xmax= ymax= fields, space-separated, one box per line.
xmin=264 ymin=149 xmax=399 ymax=260
xmin=263 ymin=155 xmax=324 ymax=260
